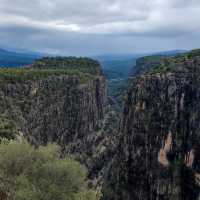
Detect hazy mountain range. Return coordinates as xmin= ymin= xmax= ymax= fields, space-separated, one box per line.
xmin=0 ymin=48 xmax=186 ymax=77
xmin=96 ymin=50 xmax=187 ymax=80
xmin=0 ymin=48 xmax=43 ymax=67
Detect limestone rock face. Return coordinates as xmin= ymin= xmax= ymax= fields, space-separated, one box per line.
xmin=103 ymin=51 xmax=200 ymax=200
xmin=0 ymin=58 xmax=120 ymax=186
xmin=24 ymin=76 xmax=106 ymax=146
xmin=0 ymin=74 xmax=106 ymax=144
xmin=0 ymin=59 xmax=109 ymax=166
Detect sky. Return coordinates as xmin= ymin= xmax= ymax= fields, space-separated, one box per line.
xmin=0 ymin=0 xmax=200 ymax=56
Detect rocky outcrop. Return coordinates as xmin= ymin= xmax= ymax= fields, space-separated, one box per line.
xmin=103 ymin=50 xmax=200 ymax=200
xmin=0 ymin=57 xmax=107 ymax=156
xmin=0 ymin=73 xmax=106 ymax=146
xmin=0 ymin=57 xmax=122 ymax=187
xmin=22 ymin=75 xmax=106 ymax=146
xmin=129 ymin=55 xmax=166 ymax=77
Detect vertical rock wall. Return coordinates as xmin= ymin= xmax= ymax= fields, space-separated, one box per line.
xmin=103 ymin=69 xmax=200 ymax=200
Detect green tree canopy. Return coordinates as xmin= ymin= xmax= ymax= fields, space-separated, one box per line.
xmin=0 ymin=141 xmax=98 ymax=200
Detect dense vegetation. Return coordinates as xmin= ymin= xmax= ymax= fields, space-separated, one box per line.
xmin=0 ymin=141 xmax=98 ymax=200
xmin=0 ymin=95 xmax=22 ymax=142
xmin=134 ymin=49 xmax=200 ymax=74
xmin=130 ymin=55 xmax=167 ymax=76
xmin=0 ymin=118 xmax=17 ymax=141
xmin=0 ymin=57 xmax=102 ymax=84
xmin=107 ymin=79 xmax=129 ymax=110
xmin=32 ymin=57 xmax=102 ymax=75
xmin=0 ymin=68 xmax=94 ymax=83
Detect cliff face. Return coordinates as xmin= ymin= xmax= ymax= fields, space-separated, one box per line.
xmin=0 ymin=57 xmax=106 ymax=152
xmin=2 ymin=76 xmax=105 ymax=145
xmin=130 ymin=55 xmax=165 ymax=77
xmin=103 ymin=50 xmax=200 ymax=200
xmin=0 ymin=57 xmax=120 ymax=186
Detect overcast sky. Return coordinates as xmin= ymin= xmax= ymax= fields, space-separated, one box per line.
xmin=0 ymin=0 xmax=200 ymax=56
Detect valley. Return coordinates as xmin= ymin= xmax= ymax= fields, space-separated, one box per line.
xmin=0 ymin=49 xmax=200 ymax=200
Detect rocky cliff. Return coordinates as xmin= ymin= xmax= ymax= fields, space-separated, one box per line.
xmin=0 ymin=57 xmax=106 ymax=143
xmin=129 ymin=55 xmax=166 ymax=77
xmin=103 ymin=50 xmax=200 ymax=200
xmin=0 ymin=57 xmax=117 ymax=183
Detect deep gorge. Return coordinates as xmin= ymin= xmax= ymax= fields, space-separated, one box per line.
xmin=1 ymin=50 xmax=200 ymax=200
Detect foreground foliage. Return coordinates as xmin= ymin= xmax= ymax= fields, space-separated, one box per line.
xmin=0 ymin=141 xmax=98 ymax=200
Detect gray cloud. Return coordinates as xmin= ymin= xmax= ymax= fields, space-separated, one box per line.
xmin=0 ymin=0 xmax=200 ymax=55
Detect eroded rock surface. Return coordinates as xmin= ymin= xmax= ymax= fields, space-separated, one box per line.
xmin=103 ymin=50 xmax=200 ymax=200
xmin=0 ymin=57 xmax=115 ymax=184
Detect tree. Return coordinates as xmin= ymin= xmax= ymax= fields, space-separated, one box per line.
xmin=0 ymin=141 xmax=97 ymax=200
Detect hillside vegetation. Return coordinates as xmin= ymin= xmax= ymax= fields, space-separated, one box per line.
xmin=131 ymin=49 xmax=200 ymax=76
xmin=148 ymin=49 xmax=200 ymax=73
xmin=32 ymin=57 xmax=102 ymax=75
xmin=0 ymin=57 xmax=102 ymax=84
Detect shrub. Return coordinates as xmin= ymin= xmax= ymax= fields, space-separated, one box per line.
xmin=0 ymin=117 xmax=17 ymax=141
xmin=0 ymin=141 xmax=97 ymax=200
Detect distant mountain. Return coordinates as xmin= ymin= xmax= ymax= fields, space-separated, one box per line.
xmin=94 ymin=54 xmax=143 ymax=62
xmin=95 ymin=50 xmax=186 ymax=62
xmin=100 ymin=59 xmax=136 ymax=79
xmin=150 ymin=49 xmax=187 ymax=56
xmin=0 ymin=48 xmax=43 ymax=67
xmin=96 ymin=50 xmax=187 ymax=111
xmin=2 ymin=47 xmax=45 ymax=56
xmin=96 ymin=50 xmax=187 ymax=80
xmin=94 ymin=54 xmax=137 ymax=79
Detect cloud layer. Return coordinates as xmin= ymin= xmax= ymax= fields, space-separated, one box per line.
xmin=1 ymin=0 xmax=200 ymax=55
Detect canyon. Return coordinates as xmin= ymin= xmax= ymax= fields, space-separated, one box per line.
xmin=1 ymin=50 xmax=200 ymax=199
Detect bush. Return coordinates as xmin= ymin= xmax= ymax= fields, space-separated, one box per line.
xmin=0 ymin=141 xmax=98 ymax=200
xmin=0 ymin=117 xmax=17 ymax=141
